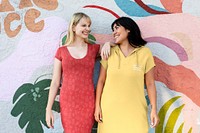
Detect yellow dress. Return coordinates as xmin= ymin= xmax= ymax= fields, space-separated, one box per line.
xmin=98 ymin=45 xmax=155 ymax=133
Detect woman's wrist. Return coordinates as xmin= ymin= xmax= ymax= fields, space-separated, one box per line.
xmin=95 ymin=103 xmax=101 ymax=108
xmin=150 ymin=104 xmax=157 ymax=110
xmin=46 ymin=106 xmax=52 ymax=110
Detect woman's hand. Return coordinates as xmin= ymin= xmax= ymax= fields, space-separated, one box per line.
xmin=94 ymin=106 xmax=103 ymax=123
xmin=150 ymin=109 xmax=160 ymax=128
xmin=100 ymin=42 xmax=111 ymax=60
xmin=46 ymin=108 xmax=54 ymax=128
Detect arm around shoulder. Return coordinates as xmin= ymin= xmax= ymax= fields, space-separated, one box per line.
xmin=100 ymin=42 xmax=116 ymax=59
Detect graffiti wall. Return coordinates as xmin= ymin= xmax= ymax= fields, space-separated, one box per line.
xmin=0 ymin=0 xmax=200 ymax=133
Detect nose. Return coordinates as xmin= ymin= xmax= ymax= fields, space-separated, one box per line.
xmin=86 ymin=26 xmax=90 ymax=30
xmin=112 ymin=30 xmax=116 ymax=36
xmin=86 ymin=26 xmax=91 ymax=33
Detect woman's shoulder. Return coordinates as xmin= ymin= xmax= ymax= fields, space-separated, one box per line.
xmin=139 ymin=46 xmax=152 ymax=52
xmin=111 ymin=45 xmax=119 ymax=51
xmin=57 ymin=46 xmax=66 ymax=51
xmin=88 ymin=43 xmax=100 ymax=50
xmin=59 ymin=45 xmax=66 ymax=49
xmin=88 ymin=43 xmax=99 ymax=47
xmin=138 ymin=46 xmax=153 ymax=57
xmin=55 ymin=46 xmax=66 ymax=55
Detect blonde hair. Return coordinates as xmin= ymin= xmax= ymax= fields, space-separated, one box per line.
xmin=65 ymin=12 xmax=91 ymax=45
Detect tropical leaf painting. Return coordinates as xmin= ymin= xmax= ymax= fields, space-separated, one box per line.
xmin=156 ymin=96 xmax=193 ymax=133
xmin=11 ymin=78 xmax=60 ymax=133
xmin=88 ymin=34 xmax=96 ymax=44
xmin=114 ymin=0 xmax=169 ymax=17
xmin=164 ymin=104 xmax=185 ymax=133
xmin=62 ymin=35 xmax=67 ymax=45
xmin=177 ymin=122 xmax=184 ymax=133
xmin=188 ymin=127 xmax=193 ymax=133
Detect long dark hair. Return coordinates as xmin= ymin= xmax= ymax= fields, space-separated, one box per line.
xmin=111 ymin=17 xmax=147 ymax=48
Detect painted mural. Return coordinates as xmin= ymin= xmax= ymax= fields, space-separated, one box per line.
xmin=0 ymin=0 xmax=200 ymax=133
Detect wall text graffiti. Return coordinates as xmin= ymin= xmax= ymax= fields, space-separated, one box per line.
xmin=0 ymin=0 xmax=58 ymax=37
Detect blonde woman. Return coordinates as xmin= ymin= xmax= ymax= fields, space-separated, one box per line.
xmin=46 ymin=12 xmax=111 ymax=133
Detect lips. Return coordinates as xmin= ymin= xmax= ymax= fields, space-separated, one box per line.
xmin=83 ymin=30 xmax=90 ymax=35
xmin=82 ymin=32 xmax=89 ymax=36
xmin=114 ymin=33 xmax=120 ymax=39
xmin=83 ymin=32 xmax=89 ymax=35
xmin=114 ymin=34 xmax=121 ymax=43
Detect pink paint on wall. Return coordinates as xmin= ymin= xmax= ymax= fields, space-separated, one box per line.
xmin=0 ymin=17 xmax=67 ymax=101
xmin=137 ymin=13 xmax=200 ymax=78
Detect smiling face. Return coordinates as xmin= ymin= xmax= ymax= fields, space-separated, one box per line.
xmin=112 ymin=23 xmax=129 ymax=44
xmin=73 ymin=17 xmax=91 ymax=40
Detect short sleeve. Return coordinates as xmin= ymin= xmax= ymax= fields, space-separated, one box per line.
xmin=145 ymin=48 xmax=155 ymax=73
xmin=100 ymin=59 xmax=108 ymax=69
xmin=55 ymin=48 xmax=62 ymax=61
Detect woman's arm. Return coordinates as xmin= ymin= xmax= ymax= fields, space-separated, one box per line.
xmin=46 ymin=59 xmax=62 ymax=128
xmin=145 ymin=68 xmax=160 ymax=128
xmin=95 ymin=65 xmax=107 ymax=123
xmin=100 ymin=42 xmax=116 ymax=59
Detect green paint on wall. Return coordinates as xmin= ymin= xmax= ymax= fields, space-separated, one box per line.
xmin=11 ymin=79 xmax=60 ymax=133
xmin=156 ymin=96 xmax=181 ymax=133
xmin=177 ymin=122 xmax=184 ymax=133
xmin=164 ymin=104 xmax=185 ymax=133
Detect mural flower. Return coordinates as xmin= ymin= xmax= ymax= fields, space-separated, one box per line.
xmin=11 ymin=78 xmax=60 ymax=133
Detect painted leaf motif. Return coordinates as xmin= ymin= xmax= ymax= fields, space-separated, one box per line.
xmin=160 ymin=0 xmax=182 ymax=13
xmin=62 ymin=35 xmax=67 ymax=45
xmin=12 ymin=83 xmax=34 ymax=103
xmin=164 ymin=104 xmax=185 ymax=133
xmin=145 ymin=95 xmax=150 ymax=105
xmin=11 ymin=94 xmax=33 ymax=116
xmin=88 ymin=34 xmax=96 ymax=44
xmin=188 ymin=127 xmax=193 ymax=133
xmin=52 ymin=101 xmax=60 ymax=112
xmin=18 ymin=111 xmax=30 ymax=129
xmin=26 ymin=119 xmax=43 ymax=133
xmin=114 ymin=0 xmax=167 ymax=17
xmin=155 ymin=96 xmax=181 ymax=133
xmin=11 ymin=78 xmax=60 ymax=133
xmin=144 ymin=85 xmax=150 ymax=105
xmin=177 ymin=122 xmax=184 ymax=133
xmin=34 ymin=79 xmax=51 ymax=90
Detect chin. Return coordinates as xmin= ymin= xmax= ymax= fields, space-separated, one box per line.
xmin=115 ymin=40 xmax=120 ymax=44
xmin=82 ymin=36 xmax=88 ymax=39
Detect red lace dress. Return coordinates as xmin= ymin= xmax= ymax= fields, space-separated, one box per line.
xmin=55 ymin=44 xmax=100 ymax=133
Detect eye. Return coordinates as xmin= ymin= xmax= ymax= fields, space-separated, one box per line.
xmin=112 ymin=25 xmax=119 ymax=31
xmin=116 ymin=25 xmax=120 ymax=29
xmin=82 ymin=24 xmax=91 ymax=28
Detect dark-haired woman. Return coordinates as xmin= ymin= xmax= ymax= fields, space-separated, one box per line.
xmin=94 ymin=17 xmax=159 ymax=133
